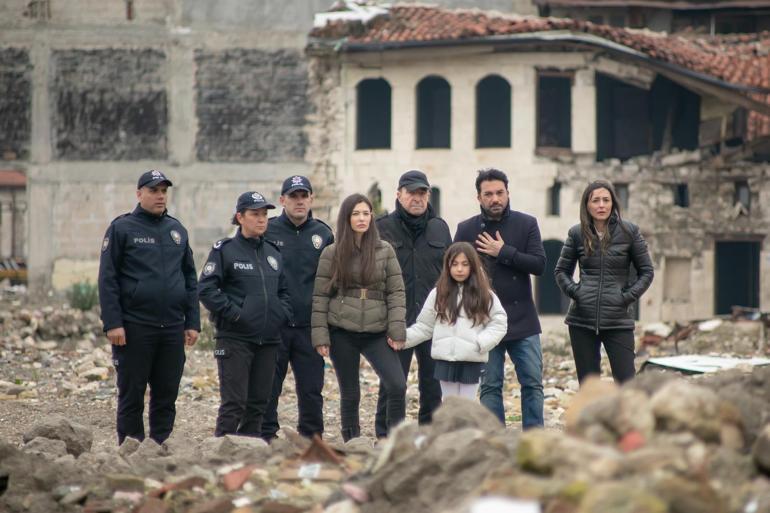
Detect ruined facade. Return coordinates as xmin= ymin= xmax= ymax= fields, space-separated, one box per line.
xmin=0 ymin=0 xmax=528 ymax=291
xmin=307 ymin=4 xmax=770 ymax=322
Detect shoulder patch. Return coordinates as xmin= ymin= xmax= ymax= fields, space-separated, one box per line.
xmin=110 ymin=212 xmax=131 ymax=224
xmin=212 ymin=238 xmax=232 ymax=250
xmin=264 ymin=238 xmax=281 ymax=251
xmin=314 ymin=218 xmax=334 ymax=234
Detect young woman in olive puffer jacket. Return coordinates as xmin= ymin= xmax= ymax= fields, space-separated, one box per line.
xmin=311 ymin=193 xmax=407 ymax=441
xmin=554 ymin=180 xmax=654 ymax=384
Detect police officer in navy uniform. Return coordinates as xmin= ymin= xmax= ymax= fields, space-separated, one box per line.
xmin=198 ymin=191 xmax=293 ymax=437
xmin=261 ymin=176 xmax=334 ymax=442
xmin=374 ymin=170 xmax=451 ymax=438
xmin=98 ymin=170 xmax=201 ymax=445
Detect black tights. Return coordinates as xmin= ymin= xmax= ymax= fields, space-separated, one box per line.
xmin=329 ymin=329 xmax=406 ymax=440
xmin=568 ymin=326 xmax=635 ymax=384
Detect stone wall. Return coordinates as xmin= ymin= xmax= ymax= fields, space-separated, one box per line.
xmin=194 ymin=49 xmax=309 ymax=162
xmin=0 ymin=48 xmax=32 ymax=160
xmin=51 ymin=49 xmax=168 ymax=161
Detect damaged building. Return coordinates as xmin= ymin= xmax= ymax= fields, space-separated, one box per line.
xmin=0 ymin=0 xmax=525 ymax=292
xmin=306 ymin=2 xmax=770 ymax=323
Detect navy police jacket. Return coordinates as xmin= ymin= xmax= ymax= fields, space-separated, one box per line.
xmin=98 ymin=205 xmax=201 ymax=332
xmin=264 ymin=212 xmax=333 ymax=328
xmin=454 ymin=204 xmax=546 ymax=341
xmin=197 ymin=229 xmax=293 ymax=344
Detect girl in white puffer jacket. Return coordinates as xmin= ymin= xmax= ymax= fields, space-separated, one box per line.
xmin=395 ymin=242 xmax=508 ymax=400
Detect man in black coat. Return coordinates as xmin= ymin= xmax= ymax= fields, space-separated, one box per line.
xmin=454 ymin=168 xmax=545 ymax=430
xmin=261 ymin=176 xmax=334 ymax=442
xmin=98 ymin=170 xmax=200 ymax=445
xmin=374 ymin=170 xmax=452 ymax=438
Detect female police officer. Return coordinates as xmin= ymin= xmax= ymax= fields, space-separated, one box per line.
xmin=198 ymin=191 xmax=293 ymax=437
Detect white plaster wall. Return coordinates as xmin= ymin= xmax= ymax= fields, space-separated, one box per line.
xmin=338 ymin=49 xmax=589 ymax=240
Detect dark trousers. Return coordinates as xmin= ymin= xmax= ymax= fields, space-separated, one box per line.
xmin=112 ymin=322 xmax=186 ymax=445
xmin=215 ymin=339 xmax=278 ymax=437
xmin=568 ymin=326 xmax=636 ymax=384
xmin=329 ymin=329 xmax=406 ymax=441
xmin=374 ymin=340 xmax=442 ymax=438
xmin=261 ymin=326 xmax=325 ymax=440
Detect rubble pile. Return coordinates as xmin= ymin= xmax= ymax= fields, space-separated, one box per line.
xmin=1 ymin=369 xmax=769 ymax=513
xmin=1 ymin=290 xmax=769 ymax=512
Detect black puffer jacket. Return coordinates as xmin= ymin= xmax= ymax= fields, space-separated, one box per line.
xmin=554 ymin=217 xmax=654 ymax=332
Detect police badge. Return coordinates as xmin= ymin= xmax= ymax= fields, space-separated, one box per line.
xmin=251 ymin=192 xmax=264 ymax=202
xmin=101 ymin=237 xmax=109 ymax=252
xmin=170 ymin=230 xmax=181 ymax=245
xmin=267 ymin=255 xmax=278 ymax=271
xmin=312 ymin=234 xmax=323 ymax=250
xmin=203 ymin=262 xmax=216 ymax=275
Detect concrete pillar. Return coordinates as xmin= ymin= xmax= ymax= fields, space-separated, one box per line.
xmin=572 ymin=69 xmax=596 ymax=155
xmin=13 ymin=197 xmax=27 ymax=259
xmin=26 ymin=182 xmax=54 ymax=291
xmin=512 ymin=66 xmax=536 ymax=157
xmin=167 ymin=37 xmax=197 ymax=166
xmin=29 ymin=35 xmax=51 ymax=164
xmin=0 ymin=198 xmax=11 ymax=259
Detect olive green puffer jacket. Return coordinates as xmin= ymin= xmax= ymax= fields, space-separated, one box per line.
xmin=311 ymin=240 xmax=406 ymax=347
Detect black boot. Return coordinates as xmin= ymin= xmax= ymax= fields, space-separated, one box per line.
xmin=341 ymin=426 xmax=360 ymax=442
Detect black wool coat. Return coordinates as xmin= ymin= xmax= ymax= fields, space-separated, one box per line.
xmin=454 ymin=205 xmax=546 ymax=341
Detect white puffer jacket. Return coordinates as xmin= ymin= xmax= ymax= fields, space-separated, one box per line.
xmin=404 ymin=287 xmax=508 ymax=363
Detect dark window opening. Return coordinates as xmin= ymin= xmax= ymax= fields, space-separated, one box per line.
xmin=416 ymin=76 xmax=451 ymax=149
xmin=476 ymin=75 xmax=511 ymax=148
xmin=538 ymin=240 xmax=570 ymax=314
xmin=609 ymin=14 xmax=626 ymax=27
xmin=615 ymin=183 xmax=629 ymax=210
xmin=597 ymin=73 xmax=699 ymax=162
xmin=547 ymin=181 xmax=561 ymax=216
xmin=126 ymin=0 xmax=134 ymax=20
xmin=651 ymin=76 xmax=700 ymax=153
xmin=537 ymin=73 xmax=571 ymax=149
xmin=735 ymin=180 xmax=751 ymax=212
xmin=430 ymin=186 xmax=441 ymax=218
xmin=715 ymin=241 xmax=760 ymax=314
xmin=356 ymin=78 xmax=391 ymax=150
xmin=673 ymin=183 xmax=689 ymax=207
xmin=588 ymin=15 xmax=604 ymax=24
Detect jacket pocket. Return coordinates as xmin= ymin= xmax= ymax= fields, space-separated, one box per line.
xmin=235 ymin=295 xmax=266 ymax=333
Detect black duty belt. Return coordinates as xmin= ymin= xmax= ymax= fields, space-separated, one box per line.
xmin=339 ymin=288 xmax=385 ymax=300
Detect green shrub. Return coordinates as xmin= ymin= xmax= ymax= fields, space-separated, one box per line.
xmin=68 ymin=280 xmax=99 ymax=311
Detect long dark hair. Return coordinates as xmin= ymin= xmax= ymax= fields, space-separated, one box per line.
xmin=434 ymin=242 xmax=493 ymax=327
xmin=580 ymin=180 xmax=630 ymax=255
xmin=330 ymin=193 xmax=380 ymax=290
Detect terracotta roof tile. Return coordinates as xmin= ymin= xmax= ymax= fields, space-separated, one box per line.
xmin=310 ymin=4 xmax=770 ymax=137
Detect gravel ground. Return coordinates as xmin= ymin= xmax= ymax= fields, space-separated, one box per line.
xmin=0 ymin=333 xmax=570 ymax=450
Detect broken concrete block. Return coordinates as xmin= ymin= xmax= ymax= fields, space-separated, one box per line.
xmin=22 ymin=415 xmax=93 ymax=456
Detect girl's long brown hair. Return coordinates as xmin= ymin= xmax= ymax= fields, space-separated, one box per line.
xmin=579 ymin=180 xmax=630 ymax=256
xmin=330 ymin=193 xmax=380 ymax=291
xmin=434 ymin=242 xmax=493 ymax=327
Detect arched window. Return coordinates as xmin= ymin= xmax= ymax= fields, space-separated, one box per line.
xmin=416 ymin=76 xmax=450 ymax=149
xmin=476 ymin=75 xmax=511 ymax=148
xmin=356 ymin=78 xmax=391 ymax=149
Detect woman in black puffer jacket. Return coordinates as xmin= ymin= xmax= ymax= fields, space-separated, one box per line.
xmin=554 ymin=180 xmax=654 ymax=384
